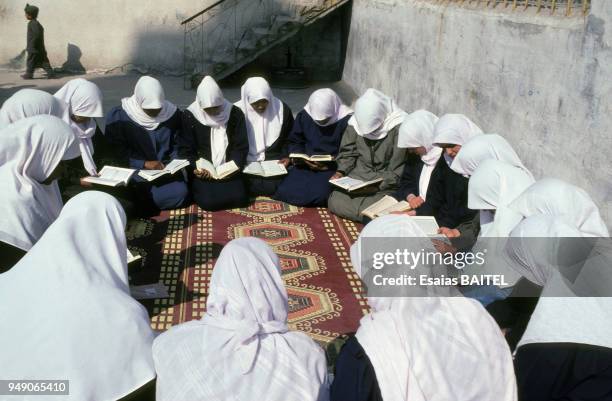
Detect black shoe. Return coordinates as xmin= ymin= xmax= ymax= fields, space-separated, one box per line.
xmin=20 ymin=73 xmax=33 ymax=80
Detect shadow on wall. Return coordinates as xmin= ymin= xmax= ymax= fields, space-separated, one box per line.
xmin=2 ymin=43 xmax=86 ymax=77
xmin=123 ymin=30 xmax=185 ymax=76
xmin=60 ymin=43 xmax=86 ymax=75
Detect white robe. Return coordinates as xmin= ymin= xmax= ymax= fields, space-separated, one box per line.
xmin=0 ymin=191 xmax=156 ymax=401
xmin=349 ymin=215 xmax=517 ymax=401
xmin=509 ymin=178 xmax=609 ymax=238
xmin=0 ymin=115 xmax=78 ymax=251
xmin=54 ymin=78 xmax=104 ymax=175
xmin=153 ymin=237 xmax=329 ymax=401
xmin=506 ymin=215 xmax=612 ymax=351
xmin=0 ymin=88 xmax=67 ymax=129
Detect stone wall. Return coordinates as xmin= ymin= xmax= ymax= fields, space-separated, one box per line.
xmin=343 ymin=0 xmax=612 ymax=227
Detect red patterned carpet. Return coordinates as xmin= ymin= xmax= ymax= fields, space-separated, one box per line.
xmin=127 ymin=198 xmax=367 ymax=345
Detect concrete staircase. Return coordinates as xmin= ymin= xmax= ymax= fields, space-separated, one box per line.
xmin=181 ymin=0 xmax=350 ymax=88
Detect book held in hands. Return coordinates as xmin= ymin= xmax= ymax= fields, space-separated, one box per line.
xmin=82 ymin=166 xmax=136 ymax=187
xmin=329 ymin=176 xmax=383 ymax=192
xmin=196 ymin=158 xmax=239 ymax=180
xmin=243 ymin=160 xmax=288 ymax=177
xmin=137 ymin=159 xmax=190 ymax=182
xmin=289 ymin=153 xmax=335 ymax=163
xmin=361 ymin=195 xmax=411 ymax=219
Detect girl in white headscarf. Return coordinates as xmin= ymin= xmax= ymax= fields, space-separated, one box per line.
xmin=54 ymin=78 xmax=104 ymax=176
xmin=0 ymin=115 xmax=78 ymax=272
xmin=0 ymin=88 xmax=66 ymax=129
xmin=331 ymin=215 xmax=517 ymax=401
xmin=395 ymin=110 xmax=441 ymax=207
xmin=274 ymin=88 xmax=353 ymax=206
xmin=179 ymin=75 xmax=249 ymax=211
xmin=451 ymin=133 xmax=533 ymax=178
xmin=105 ymin=76 xmax=188 ymax=213
xmin=432 ymin=113 xmax=483 ymax=164
xmin=0 ymin=191 xmax=157 ymax=401
xmin=235 ymin=77 xmax=294 ymax=197
xmin=469 ymin=159 xmax=535 ymax=238
xmin=328 ymin=89 xmax=408 ymax=223
xmin=153 ymin=237 xmax=329 ymax=401
xmin=461 ymin=159 xmax=536 ymax=298
xmin=394 ymin=110 xmax=478 ymax=233
xmin=505 ymin=215 xmax=612 ymax=401
xmin=510 ymin=178 xmax=609 ymax=237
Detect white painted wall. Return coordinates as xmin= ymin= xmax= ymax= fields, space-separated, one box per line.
xmin=343 ymin=0 xmax=612 ymax=227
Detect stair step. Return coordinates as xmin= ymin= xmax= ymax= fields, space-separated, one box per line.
xmin=251 ymin=24 xmax=272 ymax=35
xmin=272 ymin=14 xmax=296 ymax=24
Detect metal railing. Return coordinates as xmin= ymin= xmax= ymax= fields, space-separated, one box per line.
xmin=181 ymin=0 xmax=275 ymax=88
xmin=180 ymin=0 xmax=351 ymax=88
xmin=427 ymin=0 xmax=590 ymax=16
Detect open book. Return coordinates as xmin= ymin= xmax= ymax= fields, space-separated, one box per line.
xmin=289 ymin=153 xmax=335 ymax=163
xmin=127 ymin=249 xmax=142 ymax=265
xmin=361 ymin=195 xmax=411 ymax=219
xmin=138 ymin=159 xmax=190 ymax=182
xmin=82 ymin=166 xmax=135 ymax=187
xmin=129 ymin=282 xmax=170 ymax=300
xmin=243 ymin=160 xmax=288 ymax=177
xmin=408 ymin=216 xmax=440 ymax=237
xmin=196 ymin=158 xmax=239 ymax=180
xmin=329 ymin=176 xmax=383 ymax=192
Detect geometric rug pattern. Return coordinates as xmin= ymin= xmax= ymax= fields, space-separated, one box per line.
xmin=127 ymin=198 xmax=367 ymax=345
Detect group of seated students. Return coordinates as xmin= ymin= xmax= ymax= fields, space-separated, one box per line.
xmin=1 ymin=75 xmax=611 ymax=401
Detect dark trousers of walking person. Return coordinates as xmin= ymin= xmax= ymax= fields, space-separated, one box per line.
xmin=24 ymin=52 xmax=53 ymax=78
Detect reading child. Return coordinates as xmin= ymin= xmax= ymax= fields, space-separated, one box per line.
xmin=179 ymin=76 xmax=249 ymax=211
xmin=274 ymin=88 xmax=352 ymax=206
xmin=0 ymin=115 xmax=77 ymax=272
xmin=327 ymin=89 xmax=407 ymax=223
xmin=235 ymin=77 xmax=294 ymax=197
xmin=105 ymin=76 xmax=189 ymax=215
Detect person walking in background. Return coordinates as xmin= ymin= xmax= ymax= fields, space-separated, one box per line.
xmin=22 ymin=4 xmax=54 ymax=80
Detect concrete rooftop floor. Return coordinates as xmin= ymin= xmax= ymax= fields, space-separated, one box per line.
xmin=0 ymin=70 xmax=358 ymax=129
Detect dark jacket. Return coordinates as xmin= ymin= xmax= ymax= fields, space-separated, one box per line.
xmin=26 ymin=19 xmax=47 ymax=55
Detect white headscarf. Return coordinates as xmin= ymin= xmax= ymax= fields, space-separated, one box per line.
xmin=451 ymin=134 xmax=533 ymax=178
xmin=348 ymin=88 xmax=407 ymax=140
xmin=0 ymin=191 xmax=156 ymax=401
xmin=433 ymin=114 xmax=484 ymax=166
xmin=350 ymin=215 xmax=517 ymax=401
xmin=0 ymin=115 xmax=79 ymax=251
xmin=303 ymin=88 xmax=352 ymax=126
xmin=433 ymin=114 xmax=483 ymax=146
xmin=469 ymin=159 xmax=535 ymax=238
xmin=235 ymin=77 xmax=284 ymax=162
xmin=54 ymin=78 xmax=104 ymax=176
xmin=153 ymin=237 xmax=328 ymax=401
xmin=187 ymin=76 xmax=233 ymax=167
xmin=121 ymin=76 xmax=178 ymax=131
xmin=0 ymin=88 xmax=67 ymax=129
xmin=398 ymin=110 xmax=441 ymax=200
xmin=505 ymin=215 xmax=612 ymax=350
xmin=510 ymin=178 xmax=609 ymax=238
